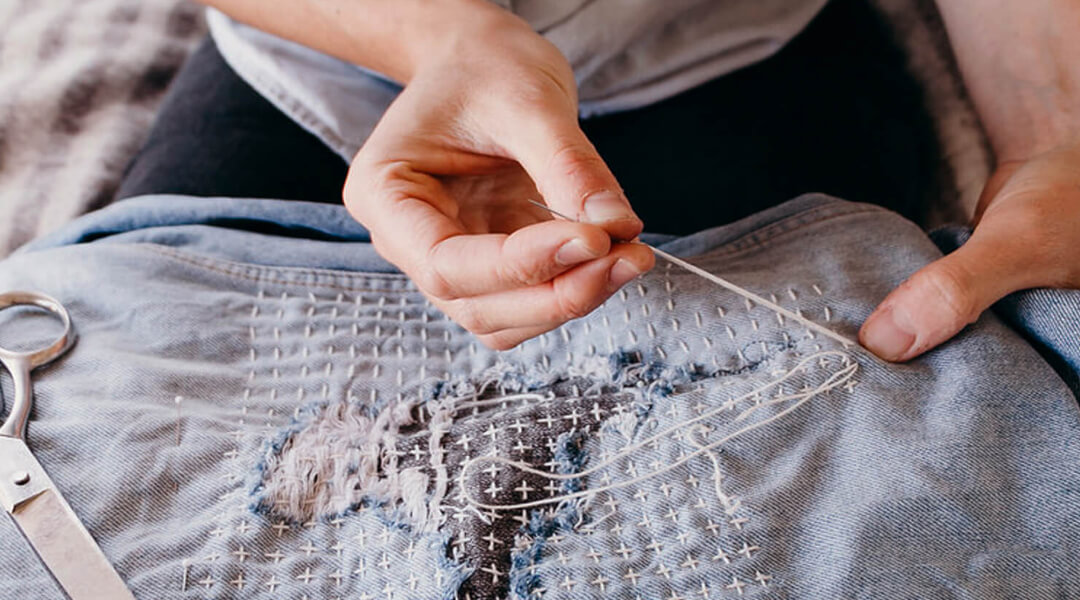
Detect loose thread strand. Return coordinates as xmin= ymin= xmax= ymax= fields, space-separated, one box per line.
xmin=459 ymin=351 xmax=856 ymax=511
xmin=525 ymin=198 xmax=859 ymax=349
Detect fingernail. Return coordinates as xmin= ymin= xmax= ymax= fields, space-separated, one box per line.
xmin=555 ymin=238 xmax=599 ymax=266
xmin=584 ymin=191 xmax=635 ymax=224
xmin=608 ymin=259 xmax=642 ymax=290
xmin=862 ymin=305 xmax=916 ymax=361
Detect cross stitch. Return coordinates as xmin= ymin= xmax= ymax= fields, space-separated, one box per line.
xmin=457 ymin=351 xmax=856 ymax=512
xmin=214 ymin=247 xmax=853 ymax=600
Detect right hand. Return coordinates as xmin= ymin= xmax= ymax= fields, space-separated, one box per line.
xmin=344 ymin=6 xmax=654 ymax=350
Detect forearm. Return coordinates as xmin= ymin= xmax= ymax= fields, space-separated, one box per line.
xmin=197 ymin=0 xmax=518 ymax=83
xmin=935 ymin=0 xmax=1080 ymax=162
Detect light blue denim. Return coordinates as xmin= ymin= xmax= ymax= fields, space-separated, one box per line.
xmin=1 ymin=193 xmax=1078 ymax=599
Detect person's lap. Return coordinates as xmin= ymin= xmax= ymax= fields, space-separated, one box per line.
xmin=115 ymin=0 xmax=940 ymax=235
xmin=8 ymin=191 xmax=1080 ymax=598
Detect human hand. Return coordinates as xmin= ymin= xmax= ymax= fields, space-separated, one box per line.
xmin=343 ymin=9 xmax=653 ymax=350
xmin=860 ymin=144 xmax=1080 ymax=361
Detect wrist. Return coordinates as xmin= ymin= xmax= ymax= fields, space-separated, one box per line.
xmin=990 ymin=101 xmax=1080 ymax=164
xmin=346 ymin=0 xmax=533 ymax=84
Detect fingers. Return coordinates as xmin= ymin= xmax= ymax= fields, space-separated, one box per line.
xmin=345 ymin=159 xmax=656 ymax=348
xmin=499 ymin=108 xmax=643 ymax=241
xmin=858 ymin=233 xmax=1036 ymax=362
xmin=425 ymin=219 xmax=613 ymax=298
xmin=348 ymin=175 xmax=615 ymax=298
xmin=433 ymin=242 xmax=655 ymax=349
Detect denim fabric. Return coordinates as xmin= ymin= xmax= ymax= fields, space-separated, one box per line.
xmin=3 ymin=193 xmax=1079 ymax=599
xmin=932 ymin=226 xmax=1080 ymax=399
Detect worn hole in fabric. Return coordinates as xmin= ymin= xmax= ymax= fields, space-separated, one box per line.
xmin=251 ymin=340 xmax=854 ymax=599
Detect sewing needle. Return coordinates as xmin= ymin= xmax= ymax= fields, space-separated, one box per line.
xmin=525 ymin=199 xmax=857 ymax=347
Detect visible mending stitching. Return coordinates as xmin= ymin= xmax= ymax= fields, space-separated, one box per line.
xmin=243 ymin=266 xmax=846 ymax=599
xmin=459 ymin=350 xmax=856 ymax=512
xmin=247 ymin=336 xmax=790 ymax=542
xmin=251 ymin=398 xmax=433 ymax=527
xmin=187 ymin=289 xmax=268 ymax=592
xmin=649 ymin=246 xmax=855 ymax=349
xmin=527 ymin=199 xmax=861 ymax=353
xmin=501 ymin=350 xmax=853 ymax=600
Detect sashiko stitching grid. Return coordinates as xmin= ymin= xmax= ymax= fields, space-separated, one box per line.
xmin=180 ymin=255 xmax=856 ymax=599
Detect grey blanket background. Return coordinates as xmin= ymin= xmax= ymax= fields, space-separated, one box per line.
xmin=0 ymin=0 xmax=205 ymax=255
xmin=0 ymin=0 xmax=988 ymax=256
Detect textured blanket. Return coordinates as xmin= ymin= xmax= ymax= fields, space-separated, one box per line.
xmin=0 ymin=0 xmax=205 ymax=255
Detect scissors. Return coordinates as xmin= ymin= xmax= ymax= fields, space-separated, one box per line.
xmin=0 ymin=292 xmax=135 ymax=600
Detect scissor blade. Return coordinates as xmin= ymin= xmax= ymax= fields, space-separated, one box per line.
xmin=0 ymin=437 xmax=135 ymax=600
xmin=11 ymin=487 xmax=135 ymax=600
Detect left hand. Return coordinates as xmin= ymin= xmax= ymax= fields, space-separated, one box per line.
xmin=859 ymin=143 xmax=1080 ymax=361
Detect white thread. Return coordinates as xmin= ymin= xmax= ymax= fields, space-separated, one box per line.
xmin=525 ymin=199 xmax=858 ymax=348
xmin=648 ymin=246 xmax=856 ymax=348
xmin=455 ymin=392 xmax=550 ymax=412
xmin=459 ymin=351 xmax=856 ymax=511
xmin=180 ymin=559 xmax=190 ymax=591
xmin=686 ymin=426 xmax=737 ymax=512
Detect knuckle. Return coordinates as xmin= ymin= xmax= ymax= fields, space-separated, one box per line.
xmin=420 ymin=240 xmax=461 ymax=300
xmin=371 ymin=161 xmax=421 ymax=200
xmin=449 ymin=299 xmax=496 ymax=335
xmin=344 ymin=159 xmax=417 ymax=225
xmin=546 ymin=141 xmax=607 ymax=189
xmin=498 ymin=256 xmax=544 ymax=288
xmin=496 ymin=61 xmax=575 ymax=112
xmin=415 ymin=264 xmax=456 ymax=300
xmin=553 ymin=284 xmax=597 ymax=322
xmin=913 ymin=264 xmax=978 ymax=324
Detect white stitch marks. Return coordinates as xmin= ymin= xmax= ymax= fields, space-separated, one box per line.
xmin=458 ymin=351 xmax=857 ymax=512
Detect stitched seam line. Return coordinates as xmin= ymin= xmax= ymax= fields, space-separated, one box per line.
xmin=132 ymin=202 xmax=891 ymax=291
xmin=697 ymin=207 xmax=892 ymax=262
xmin=139 ymin=245 xmax=410 ymax=292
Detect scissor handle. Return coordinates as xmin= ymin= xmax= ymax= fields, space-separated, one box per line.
xmin=0 ymin=292 xmax=75 ymax=440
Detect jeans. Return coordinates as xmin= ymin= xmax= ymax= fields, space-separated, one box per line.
xmin=3 ymin=192 xmax=1078 ymax=599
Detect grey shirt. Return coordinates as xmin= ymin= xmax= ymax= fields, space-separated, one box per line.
xmin=207 ymin=0 xmax=828 ymax=160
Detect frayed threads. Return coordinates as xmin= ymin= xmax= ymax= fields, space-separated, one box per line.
xmin=458 ymin=350 xmax=856 ymax=512
xmin=508 ymin=431 xmax=590 ymax=600
xmin=251 ymin=398 xmax=433 ymax=528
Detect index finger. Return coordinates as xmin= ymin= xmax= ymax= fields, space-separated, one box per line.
xmin=345 ymin=164 xmax=615 ymax=299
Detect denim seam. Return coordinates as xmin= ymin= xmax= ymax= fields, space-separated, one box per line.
xmin=139 ymin=245 xmax=412 ymax=292
xmin=134 ymin=204 xmax=894 ymax=292
xmin=690 ymin=206 xmax=892 ymax=262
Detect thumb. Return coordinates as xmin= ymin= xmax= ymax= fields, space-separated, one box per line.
xmin=859 ymin=236 xmax=1030 ymax=361
xmin=503 ymin=110 xmax=643 ymax=240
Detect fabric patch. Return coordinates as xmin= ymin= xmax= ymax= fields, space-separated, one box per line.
xmin=515 ymin=350 xmax=856 ymax=599
xmin=250 ymin=340 xmax=854 ymax=599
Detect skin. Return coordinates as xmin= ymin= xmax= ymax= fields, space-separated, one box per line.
xmin=203 ymin=0 xmax=1080 ymax=357
xmin=860 ymin=0 xmax=1080 ymax=360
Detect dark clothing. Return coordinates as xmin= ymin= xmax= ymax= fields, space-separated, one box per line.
xmin=117 ymin=0 xmax=940 ymax=234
